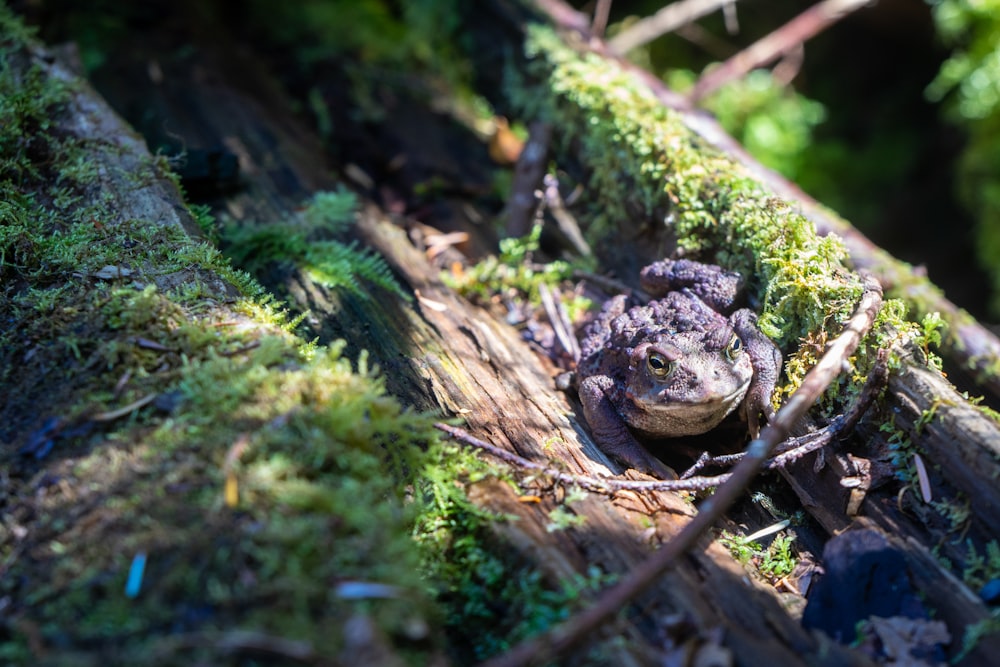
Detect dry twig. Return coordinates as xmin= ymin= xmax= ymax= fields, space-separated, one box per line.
xmin=688 ymin=0 xmax=874 ymax=103
xmin=591 ymin=0 xmax=613 ymax=38
xmin=608 ymin=0 xmax=737 ymax=54
xmin=505 ymin=121 xmax=552 ymax=238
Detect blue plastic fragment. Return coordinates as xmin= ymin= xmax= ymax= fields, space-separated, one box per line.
xmin=125 ymin=552 xmax=147 ymax=599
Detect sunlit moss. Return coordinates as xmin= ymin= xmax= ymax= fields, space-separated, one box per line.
xmin=509 ymin=26 xmax=920 ymax=400
xmin=0 ymin=6 xmax=441 ymax=662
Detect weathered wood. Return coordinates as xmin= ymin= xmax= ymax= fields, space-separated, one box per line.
xmin=36 ymin=4 xmax=1000 ymax=665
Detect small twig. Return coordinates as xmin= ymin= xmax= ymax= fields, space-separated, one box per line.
xmin=153 ymin=630 xmax=318 ymax=664
xmin=91 ymin=393 xmax=158 ymax=422
xmin=542 ymin=173 xmax=591 ymax=256
xmin=688 ymin=0 xmax=873 ymax=103
xmin=435 ymin=422 xmax=728 ymax=493
xmin=537 ymin=283 xmax=580 ymax=362
xmin=591 ymin=0 xmax=613 ymax=39
xmin=768 ymin=349 xmax=887 ymax=467
xmin=474 ymin=274 xmax=883 ymax=667
xmin=571 ymin=269 xmax=639 ymax=300
xmin=608 ymin=0 xmax=737 ymax=54
xmin=505 ymin=121 xmax=552 ymax=238
xmin=133 ymin=336 xmax=172 ymax=352
xmin=218 ymin=339 xmax=262 ymax=357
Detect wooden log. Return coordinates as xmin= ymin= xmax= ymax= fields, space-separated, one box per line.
xmin=15 ymin=2 xmax=1000 ymax=665
xmin=74 ymin=14 xmax=883 ymax=666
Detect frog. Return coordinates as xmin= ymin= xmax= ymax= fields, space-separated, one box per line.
xmin=575 ymin=258 xmax=782 ymax=477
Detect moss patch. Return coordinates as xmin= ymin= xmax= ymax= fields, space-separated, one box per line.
xmin=506 ymin=25 xmax=922 ymax=404
xmin=1 ymin=8 xmax=618 ymax=663
xmin=0 ymin=8 xmax=447 ymax=663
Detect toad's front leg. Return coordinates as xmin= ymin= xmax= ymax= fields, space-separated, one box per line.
xmin=731 ymin=309 xmax=782 ymax=436
xmin=578 ymin=374 xmax=674 ymax=478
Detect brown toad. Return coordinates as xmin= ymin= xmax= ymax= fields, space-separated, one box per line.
xmin=576 ymin=259 xmax=781 ymax=477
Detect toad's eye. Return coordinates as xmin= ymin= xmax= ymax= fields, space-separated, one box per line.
xmin=647 ymin=351 xmax=673 ymax=378
xmin=726 ymin=334 xmax=743 ymax=361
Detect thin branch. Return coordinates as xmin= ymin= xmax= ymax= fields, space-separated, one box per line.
xmin=505 ymin=121 xmax=552 ymax=238
xmin=542 ymin=172 xmax=591 ymax=256
xmin=435 ymin=421 xmax=730 ymax=493
xmin=538 ymin=282 xmax=581 ymax=362
xmin=473 ymin=274 xmax=883 ymax=667
xmin=608 ymin=0 xmax=737 ymax=54
xmin=688 ymin=0 xmax=874 ymax=103
xmin=591 ymin=0 xmax=613 ymax=39
xmin=153 ymin=630 xmax=318 ymax=664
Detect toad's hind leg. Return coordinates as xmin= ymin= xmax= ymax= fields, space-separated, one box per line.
xmin=639 ymin=259 xmax=742 ymax=311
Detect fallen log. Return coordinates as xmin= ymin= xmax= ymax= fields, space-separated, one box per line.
xmin=6 ymin=2 xmax=1000 ymax=665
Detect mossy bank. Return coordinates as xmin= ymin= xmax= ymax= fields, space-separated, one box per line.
xmin=1 ymin=11 xmax=438 ymax=665
xmin=0 ymin=6 xmax=619 ymax=664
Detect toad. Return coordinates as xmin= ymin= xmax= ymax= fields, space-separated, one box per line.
xmin=576 ymin=259 xmax=781 ymax=477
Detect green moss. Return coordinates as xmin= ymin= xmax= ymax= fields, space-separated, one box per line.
xmin=506 ymin=25 xmax=925 ymax=407
xmin=0 ymin=7 xmax=443 ymax=662
xmin=1 ymin=9 xmax=605 ymax=662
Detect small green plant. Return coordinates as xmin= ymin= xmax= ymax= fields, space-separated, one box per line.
xmin=957 ymin=616 xmax=1000 ymax=663
xmin=446 ymin=224 xmax=593 ymax=320
xmin=960 ymin=539 xmax=1000 ymax=590
xmin=918 ymin=311 xmax=946 ymax=370
xmin=188 ymin=202 xmax=220 ymax=244
xmin=963 ymin=392 xmax=1000 ymax=422
xmin=879 ymin=415 xmax=919 ymax=484
xmin=223 ymin=188 xmax=409 ymax=301
xmin=718 ymin=528 xmax=798 ymax=584
xmin=546 ymin=505 xmax=587 ymax=532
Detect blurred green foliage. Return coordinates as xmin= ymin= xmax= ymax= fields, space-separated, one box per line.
xmin=667 ymin=68 xmax=827 ymax=182
xmin=245 ymin=0 xmax=466 ymax=86
xmin=927 ymin=0 xmax=1000 ymax=314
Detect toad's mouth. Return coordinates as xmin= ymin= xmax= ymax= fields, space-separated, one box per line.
xmin=624 ymin=382 xmax=750 ymax=437
xmin=627 ymin=382 xmax=749 ymax=412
